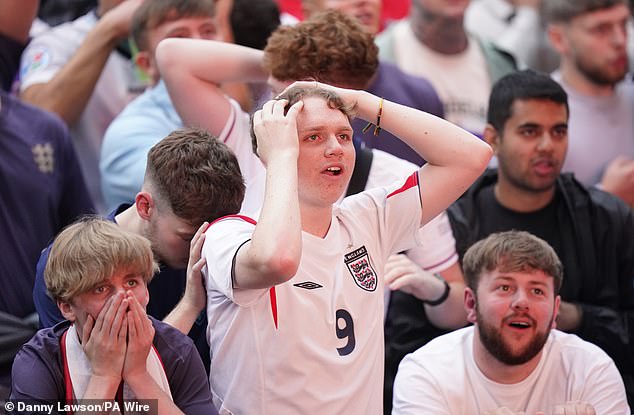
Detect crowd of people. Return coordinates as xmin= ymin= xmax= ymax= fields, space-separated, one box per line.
xmin=1 ymin=0 xmax=633 ymax=414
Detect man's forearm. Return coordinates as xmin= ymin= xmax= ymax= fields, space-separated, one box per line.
xmin=20 ymin=16 xmax=122 ymax=124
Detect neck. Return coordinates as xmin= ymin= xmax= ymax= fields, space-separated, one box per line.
xmin=559 ymin=61 xmax=617 ymax=97
xmin=114 ymin=205 xmax=143 ymax=234
xmin=300 ymin=204 xmax=333 ymax=238
xmin=472 ymin=328 xmax=542 ymax=384
xmin=494 ymin=179 xmax=555 ymax=213
xmin=410 ymin=9 xmax=468 ymax=54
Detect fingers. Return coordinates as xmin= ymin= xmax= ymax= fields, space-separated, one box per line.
xmin=188 ymin=221 xmax=208 ymax=267
xmin=552 ymin=402 xmax=596 ymax=415
xmin=284 ymin=100 xmax=304 ymax=120
xmin=82 ymin=314 xmax=95 ymax=344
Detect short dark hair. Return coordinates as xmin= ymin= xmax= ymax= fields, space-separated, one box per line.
xmin=463 ymin=231 xmax=564 ymax=295
xmin=230 ymin=0 xmax=281 ymax=50
xmin=250 ymin=86 xmax=356 ymax=154
xmin=263 ymin=10 xmax=378 ymax=89
xmin=542 ymin=0 xmax=628 ymax=24
xmin=487 ymin=69 xmax=569 ymax=133
xmin=145 ymin=128 xmax=245 ymax=226
xmin=131 ymin=0 xmax=215 ymax=51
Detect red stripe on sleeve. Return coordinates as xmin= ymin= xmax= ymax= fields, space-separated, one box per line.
xmin=207 ymin=214 xmax=257 ymax=231
xmin=269 ymin=287 xmax=278 ymax=329
xmin=386 ymin=172 xmax=419 ymax=199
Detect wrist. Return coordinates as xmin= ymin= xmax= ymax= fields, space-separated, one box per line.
xmin=421 ymin=274 xmax=450 ymax=306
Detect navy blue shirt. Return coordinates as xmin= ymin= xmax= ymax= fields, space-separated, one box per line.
xmin=353 ymin=61 xmax=444 ymax=166
xmin=0 ymin=90 xmax=94 ymax=319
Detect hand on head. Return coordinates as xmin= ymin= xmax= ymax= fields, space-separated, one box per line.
xmin=252 ymin=98 xmax=303 ymax=165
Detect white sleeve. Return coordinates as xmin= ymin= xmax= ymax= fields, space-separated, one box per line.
xmin=578 ymin=355 xmax=631 ymax=415
xmin=392 ymin=353 xmax=452 ymax=415
xmin=202 ymin=215 xmax=268 ymax=307
xmin=406 ymin=210 xmax=458 ymax=273
xmin=19 ymin=16 xmax=91 ymax=90
xmin=219 ymin=98 xmax=265 ymax=218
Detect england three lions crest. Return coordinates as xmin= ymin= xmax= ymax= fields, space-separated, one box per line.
xmin=344 ymin=246 xmax=377 ymax=292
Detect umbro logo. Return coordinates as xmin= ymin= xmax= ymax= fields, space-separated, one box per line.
xmin=293 ymin=281 xmax=323 ymax=290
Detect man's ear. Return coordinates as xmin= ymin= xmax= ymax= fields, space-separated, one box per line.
xmin=134 ymin=51 xmax=153 ymax=77
xmin=483 ymin=124 xmax=500 ymax=154
xmin=465 ymin=287 xmax=477 ymax=324
xmin=135 ymin=191 xmax=155 ymax=222
xmin=547 ymin=23 xmax=569 ymax=55
xmin=58 ymin=300 xmax=76 ymax=322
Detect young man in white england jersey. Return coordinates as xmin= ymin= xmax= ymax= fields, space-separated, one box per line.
xmin=159 ymin=34 xmax=491 ymax=412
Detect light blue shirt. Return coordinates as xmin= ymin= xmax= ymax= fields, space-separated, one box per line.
xmin=100 ymin=80 xmax=183 ymax=210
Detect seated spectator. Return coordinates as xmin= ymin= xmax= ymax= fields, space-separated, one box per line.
xmin=20 ymin=0 xmax=145 ymax=212
xmin=443 ymin=69 xmax=634 ymax=405
xmin=376 ymin=0 xmax=516 ymax=138
xmin=299 ymin=5 xmax=444 ymax=165
xmin=11 ymin=218 xmax=216 ymax=414
xmin=544 ymin=0 xmax=634 ymax=205
xmin=0 ymin=0 xmax=94 ymax=394
xmin=393 ymin=231 xmax=630 ymax=414
xmin=33 ymin=128 xmax=245 ymax=370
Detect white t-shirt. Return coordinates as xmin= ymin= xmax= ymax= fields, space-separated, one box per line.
xmin=202 ymin=174 xmax=423 ymax=415
xmin=390 ymin=20 xmax=491 ymax=137
xmin=393 ymin=327 xmax=630 ymax=415
xmin=20 ymin=11 xmax=140 ymax=212
xmin=552 ymin=72 xmax=634 ymax=186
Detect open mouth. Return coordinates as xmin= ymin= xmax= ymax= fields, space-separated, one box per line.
xmin=324 ymin=166 xmax=343 ymax=176
xmin=508 ymin=321 xmax=531 ymax=329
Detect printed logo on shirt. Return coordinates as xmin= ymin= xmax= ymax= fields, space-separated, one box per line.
xmin=32 ymin=143 xmax=54 ymax=174
xmin=293 ymin=281 xmax=323 ymax=290
xmin=344 ymin=245 xmax=377 ymax=292
xmin=20 ymin=45 xmax=51 ymax=78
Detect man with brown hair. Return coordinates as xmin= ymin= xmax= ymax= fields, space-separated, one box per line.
xmin=11 ymin=218 xmax=217 ymax=414
xmin=264 ymin=9 xmax=443 ymax=165
xmin=34 ymin=128 xmax=244 ymax=348
xmin=393 ymin=231 xmax=630 ymax=415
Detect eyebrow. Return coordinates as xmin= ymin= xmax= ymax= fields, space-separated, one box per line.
xmin=300 ymin=125 xmax=353 ymax=134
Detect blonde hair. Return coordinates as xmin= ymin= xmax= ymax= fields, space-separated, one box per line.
xmin=44 ymin=217 xmax=159 ymax=303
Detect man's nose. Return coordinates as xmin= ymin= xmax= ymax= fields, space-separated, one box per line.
xmin=325 ymin=135 xmax=344 ymax=156
xmin=511 ymin=289 xmax=529 ymax=311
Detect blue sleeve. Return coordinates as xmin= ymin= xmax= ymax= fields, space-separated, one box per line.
xmin=33 ymin=246 xmax=64 ymax=328
xmin=99 ymin=92 xmax=182 ymax=211
xmin=156 ymin=323 xmax=218 ymax=415
xmin=9 ymin=330 xmax=65 ymax=411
